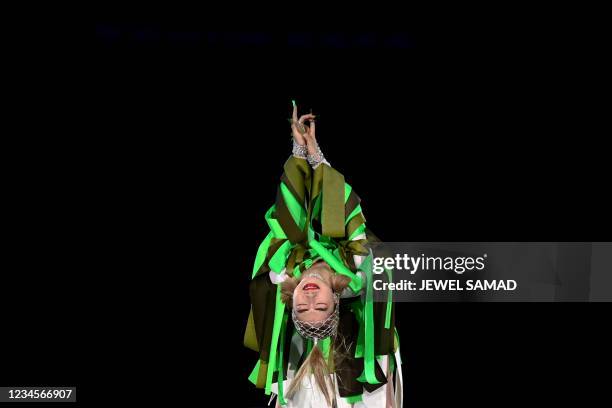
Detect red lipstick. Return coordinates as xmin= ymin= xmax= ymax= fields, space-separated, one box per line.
xmin=303 ymin=283 xmax=320 ymax=291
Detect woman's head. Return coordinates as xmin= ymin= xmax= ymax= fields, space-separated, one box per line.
xmin=281 ymin=261 xmax=351 ymax=323
xmin=293 ymin=263 xmax=335 ymax=322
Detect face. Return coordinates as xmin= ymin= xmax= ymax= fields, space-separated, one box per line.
xmin=293 ymin=263 xmax=336 ymax=323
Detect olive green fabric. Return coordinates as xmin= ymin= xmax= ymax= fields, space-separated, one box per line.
xmin=243 ymin=307 xmax=258 ymax=352
xmin=246 ymin=156 xmax=397 ymax=397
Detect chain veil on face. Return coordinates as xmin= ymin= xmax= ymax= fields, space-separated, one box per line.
xmin=291 ymin=293 xmax=340 ymax=341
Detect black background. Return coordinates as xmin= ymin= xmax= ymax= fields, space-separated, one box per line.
xmin=5 ymin=6 xmax=609 ymax=407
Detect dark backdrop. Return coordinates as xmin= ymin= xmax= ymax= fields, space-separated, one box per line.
xmin=87 ymin=13 xmax=611 ymax=406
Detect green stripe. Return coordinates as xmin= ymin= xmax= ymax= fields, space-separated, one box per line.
xmin=345 ymin=189 xmax=361 ymax=216
xmin=344 ymin=183 xmax=352 ymax=203
xmin=385 ymin=267 xmax=393 ymax=329
xmin=268 ymin=240 xmax=292 ymax=273
xmin=351 ymin=301 xmax=364 ymax=358
xmin=346 ymin=213 xmax=366 ymax=239
xmin=280 ymin=181 xmax=306 ymax=229
xmin=277 ymin=311 xmax=288 ymax=405
xmin=345 ymin=205 xmax=362 ymax=226
xmin=346 ymin=394 xmax=363 ymax=404
xmin=356 ymin=253 xmax=381 ymax=385
xmin=281 ymin=173 xmax=303 ymax=206
xmin=265 ymin=206 xmax=287 ymax=239
xmin=252 ymin=231 xmax=273 ymax=279
xmin=248 ymin=360 xmax=261 ymax=385
xmin=320 ymin=337 xmax=331 ymax=361
xmin=275 ymin=187 xmax=305 ymax=244
xmin=305 ymin=338 xmax=313 ymax=356
xmin=348 ymin=222 xmax=366 ymax=241
xmin=265 ymin=285 xmax=286 ymax=394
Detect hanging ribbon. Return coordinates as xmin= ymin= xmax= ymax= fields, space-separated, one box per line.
xmin=265 ymin=285 xmax=287 ymax=395
xmin=280 ymin=181 xmax=307 ymax=230
xmin=266 ymin=205 xmax=288 ymax=239
xmin=351 ymin=301 xmax=365 ymax=358
xmin=356 ymin=252 xmax=381 ymax=385
xmin=252 ymin=231 xmax=274 ymax=279
xmin=268 ymin=241 xmax=293 ymax=273
xmin=319 ymin=337 xmax=331 ymax=361
xmin=276 ymin=309 xmax=289 ymax=405
xmin=385 ymin=266 xmax=393 ymax=330
xmin=346 ymin=394 xmax=363 ymax=404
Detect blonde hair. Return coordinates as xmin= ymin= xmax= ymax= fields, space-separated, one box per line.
xmin=280 ymin=262 xmax=351 ymax=407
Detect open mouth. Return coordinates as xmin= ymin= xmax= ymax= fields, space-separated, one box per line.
xmin=303 ymin=283 xmax=320 ymax=291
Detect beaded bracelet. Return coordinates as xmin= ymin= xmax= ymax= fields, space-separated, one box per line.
xmin=292 ymin=139 xmax=308 ymax=159
xmin=307 ymin=144 xmax=328 ymax=168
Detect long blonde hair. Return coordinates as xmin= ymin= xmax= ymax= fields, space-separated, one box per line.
xmin=280 ymin=265 xmax=351 ymax=407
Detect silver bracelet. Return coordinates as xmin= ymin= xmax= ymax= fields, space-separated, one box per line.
xmin=307 ymin=145 xmax=327 ymax=168
xmin=292 ymin=139 xmax=308 ymax=159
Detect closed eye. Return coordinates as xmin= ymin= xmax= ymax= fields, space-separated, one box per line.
xmin=296 ymin=304 xmax=329 ymax=313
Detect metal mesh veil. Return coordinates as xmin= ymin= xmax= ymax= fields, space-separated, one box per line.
xmin=291 ymin=292 xmax=340 ymax=341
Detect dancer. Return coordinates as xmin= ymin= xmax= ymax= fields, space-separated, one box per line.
xmin=244 ymin=101 xmax=402 ymax=407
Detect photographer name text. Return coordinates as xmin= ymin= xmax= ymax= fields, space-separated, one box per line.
xmin=374 ymin=279 xmax=517 ymax=291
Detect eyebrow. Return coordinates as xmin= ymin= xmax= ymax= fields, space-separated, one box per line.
xmin=296 ymin=303 xmax=329 ymax=313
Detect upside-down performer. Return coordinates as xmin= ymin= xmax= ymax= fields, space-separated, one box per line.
xmin=244 ymin=101 xmax=403 ymax=407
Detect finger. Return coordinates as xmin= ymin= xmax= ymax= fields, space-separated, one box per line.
xmin=308 ymin=117 xmax=315 ymax=140
xmin=291 ymin=122 xmax=301 ymax=136
xmin=298 ymin=114 xmax=315 ymax=124
xmin=292 ymin=100 xmax=298 ymax=123
xmin=302 ymin=125 xmax=313 ymax=143
xmin=292 ymin=121 xmax=306 ymax=136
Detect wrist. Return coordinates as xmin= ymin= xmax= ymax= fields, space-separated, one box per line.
xmin=306 ymin=141 xmax=319 ymax=156
xmin=292 ymin=139 xmax=308 ymax=159
xmin=307 ymin=144 xmax=327 ymax=168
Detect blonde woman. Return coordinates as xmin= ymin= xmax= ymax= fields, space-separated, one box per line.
xmin=245 ymin=101 xmax=402 ymax=407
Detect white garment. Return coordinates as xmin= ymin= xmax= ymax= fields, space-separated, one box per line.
xmin=271 ymin=356 xmax=392 ymax=407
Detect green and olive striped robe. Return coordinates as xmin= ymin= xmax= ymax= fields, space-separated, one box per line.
xmin=244 ymin=156 xmax=399 ymax=405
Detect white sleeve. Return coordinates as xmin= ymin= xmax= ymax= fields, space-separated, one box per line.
xmin=352 ymin=232 xmax=367 ymax=269
xmin=311 ymin=158 xmax=331 ymax=169
xmin=269 ymin=269 xmax=288 ymax=284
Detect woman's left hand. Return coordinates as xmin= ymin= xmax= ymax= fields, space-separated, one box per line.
xmin=301 ymin=113 xmax=319 ymax=156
